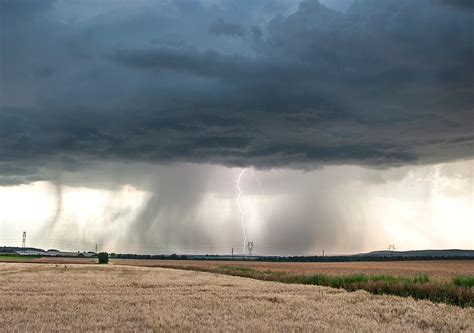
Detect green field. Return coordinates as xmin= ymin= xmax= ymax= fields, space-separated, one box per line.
xmin=0 ymin=254 xmax=41 ymax=261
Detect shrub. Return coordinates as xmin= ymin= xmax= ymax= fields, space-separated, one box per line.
xmin=98 ymin=252 xmax=109 ymax=264
xmin=453 ymin=276 xmax=474 ymax=288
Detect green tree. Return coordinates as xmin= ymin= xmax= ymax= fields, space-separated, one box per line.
xmin=98 ymin=252 xmax=109 ymax=264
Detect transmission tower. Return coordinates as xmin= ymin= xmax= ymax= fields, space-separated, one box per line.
xmin=246 ymin=241 xmax=254 ymax=256
xmin=388 ymin=244 xmax=396 ymax=252
xmin=22 ymin=231 xmax=26 ymax=248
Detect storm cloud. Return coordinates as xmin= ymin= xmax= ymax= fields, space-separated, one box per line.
xmin=441 ymin=0 xmax=474 ymax=9
xmin=209 ymin=20 xmax=245 ymax=37
xmin=1 ymin=0 xmax=473 ymax=185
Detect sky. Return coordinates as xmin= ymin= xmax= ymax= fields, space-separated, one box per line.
xmin=0 ymin=0 xmax=473 ymax=255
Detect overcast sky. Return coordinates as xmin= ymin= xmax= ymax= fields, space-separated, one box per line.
xmin=0 ymin=0 xmax=473 ymax=254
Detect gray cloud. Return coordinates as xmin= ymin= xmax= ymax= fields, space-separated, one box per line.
xmin=209 ymin=19 xmax=245 ymax=37
xmin=0 ymin=0 xmax=55 ymax=18
xmin=1 ymin=0 xmax=473 ymax=185
xmin=440 ymin=0 xmax=474 ymax=9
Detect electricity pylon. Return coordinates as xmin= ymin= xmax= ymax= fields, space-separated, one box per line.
xmin=247 ymin=241 xmax=254 ymax=256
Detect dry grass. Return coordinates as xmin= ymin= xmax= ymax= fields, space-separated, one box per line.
xmin=112 ymin=259 xmax=474 ymax=282
xmin=0 ymin=263 xmax=473 ymax=332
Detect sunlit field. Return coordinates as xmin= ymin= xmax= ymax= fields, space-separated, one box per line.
xmin=113 ymin=259 xmax=474 ymax=307
xmin=113 ymin=259 xmax=474 ymax=282
xmin=0 ymin=263 xmax=473 ymax=332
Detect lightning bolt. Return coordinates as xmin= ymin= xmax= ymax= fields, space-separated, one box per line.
xmin=250 ymin=168 xmax=264 ymax=196
xmin=236 ymin=169 xmax=247 ymax=254
xmin=236 ymin=168 xmax=265 ymax=255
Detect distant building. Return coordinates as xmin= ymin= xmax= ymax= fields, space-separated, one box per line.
xmin=15 ymin=250 xmax=44 ymax=256
xmin=15 ymin=250 xmax=95 ymax=257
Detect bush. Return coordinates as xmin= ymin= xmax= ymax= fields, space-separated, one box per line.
xmin=98 ymin=252 xmax=109 ymax=264
xmin=453 ymin=276 xmax=474 ymax=288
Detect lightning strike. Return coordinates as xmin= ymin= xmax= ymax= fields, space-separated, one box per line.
xmin=236 ymin=168 xmax=247 ymax=254
xmin=250 ymin=168 xmax=264 ymax=196
xmin=236 ymin=168 xmax=266 ymax=255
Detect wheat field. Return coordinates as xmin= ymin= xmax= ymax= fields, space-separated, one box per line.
xmin=112 ymin=259 xmax=474 ymax=281
xmin=0 ymin=263 xmax=472 ymax=332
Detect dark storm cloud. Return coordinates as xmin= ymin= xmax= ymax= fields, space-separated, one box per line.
xmin=0 ymin=0 xmax=55 ymax=18
xmin=1 ymin=0 xmax=473 ymax=184
xmin=209 ymin=19 xmax=245 ymax=37
xmin=440 ymin=0 xmax=474 ymax=9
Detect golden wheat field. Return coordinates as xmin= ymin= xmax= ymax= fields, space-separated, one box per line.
xmin=113 ymin=259 xmax=474 ymax=282
xmin=0 ymin=263 xmax=473 ymax=332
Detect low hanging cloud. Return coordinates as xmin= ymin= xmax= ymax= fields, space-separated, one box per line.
xmin=1 ymin=0 xmax=473 ymax=185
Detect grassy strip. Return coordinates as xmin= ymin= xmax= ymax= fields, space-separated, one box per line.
xmin=0 ymin=254 xmax=42 ymax=261
xmin=155 ymin=264 xmax=473 ymax=307
xmin=285 ymin=274 xmax=473 ymax=308
xmin=220 ymin=266 xmax=473 ymax=307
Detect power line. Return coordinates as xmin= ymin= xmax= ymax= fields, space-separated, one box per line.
xmin=1 ymin=233 xmax=366 ymax=256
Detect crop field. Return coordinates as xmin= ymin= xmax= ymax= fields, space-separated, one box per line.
xmin=0 ymin=263 xmax=473 ymax=332
xmin=112 ymin=259 xmax=474 ymax=307
xmin=113 ymin=259 xmax=474 ymax=281
xmin=0 ymin=256 xmax=96 ymax=264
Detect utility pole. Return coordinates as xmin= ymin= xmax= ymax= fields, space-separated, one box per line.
xmin=22 ymin=231 xmax=26 ymax=248
xmin=231 ymin=248 xmax=234 ymax=257
xmin=95 ymin=244 xmax=98 ymax=253
xmin=322 ymin=250 xmax=325 ymax=257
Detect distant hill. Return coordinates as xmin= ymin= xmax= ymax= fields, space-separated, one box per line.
xmin=2 ymin=245 xmax=473 ymax=261
xmin=0 ymin=246 xmax=45 ymax=253
xmin=355 ymin=249 xmax=474 ymax=258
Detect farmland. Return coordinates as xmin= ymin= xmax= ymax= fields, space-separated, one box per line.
xmin=112 ymin=259 xmax=474 ymax=307
xmin=0 ymin=263 xmax=473 ymax=332
xmin=112 ymin=259 xmax=474 ymax=282
xmin=4 ymin=256 xmax=472 ymax=282
xmin=0 ymin=255 xmax=96 ymax=265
